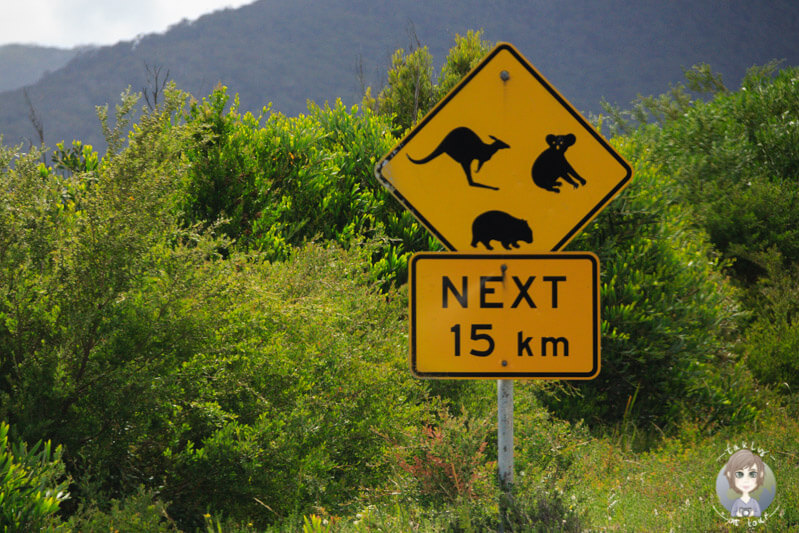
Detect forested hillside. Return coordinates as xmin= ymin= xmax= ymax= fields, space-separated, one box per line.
xmin=1 ymin=32 xmax=799 ymax=531
xmin=1 ymin=0 xmax=798 ymax=152
xmin=0 ymin=45 xmax=82 ymax=92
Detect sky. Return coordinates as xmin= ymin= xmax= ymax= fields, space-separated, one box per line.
xmin=0 ymin=0 xmax=257 ymax=48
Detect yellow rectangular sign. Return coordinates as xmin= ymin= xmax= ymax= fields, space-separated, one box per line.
xmin=409 ymin=253 xmax=599 ymax=379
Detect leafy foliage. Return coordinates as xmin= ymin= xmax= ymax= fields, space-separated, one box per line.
xmin=179 ymin=88 xmax=435 ymax=285
xmin=741 ymin=257 xmax=799 ymax=391
xmin=549 ymin=134 xmax=744 ymax=429
xmin=386 ymin=407 xmax=495 ymax=507
xmin=51 ymin=140 xmax=99 ymax=177
xmin=0 ymin=87 xmax=429 ymax=529
xmin=158 ymin=242 xmax=428 ymax=528
xmin=363 ymin=31 xmax=493 ymax=131
xmin=3 ymin=36 xmax=799 ymax=530
xmin=616 ymin=64 xmax=799 ymax=390
xmin=64 ymin=487 xmax=178 ymax=532
xmin=0 ymin=421 xmax=70 ymax=531
xmin=599 ymin=62 xmax=728 ymax=137
xmin=642 ymin=64 xmax=799 ymax=285
xmin=363 ymin=45 xmax=436 ymax=132
xmin=436 ymin=30 xmax=493 ymax=99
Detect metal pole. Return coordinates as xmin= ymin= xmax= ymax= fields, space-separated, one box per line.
xmin=497 ymin=378 xmax=514 ymax=530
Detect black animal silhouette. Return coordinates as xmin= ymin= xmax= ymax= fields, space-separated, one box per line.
xmin=531 ymin=133 xmax=586 ymax=193
xmin=471 ymin=210 xmax=533 ymax=250
xmin=407 ymin=127 xmax=509 ymax=190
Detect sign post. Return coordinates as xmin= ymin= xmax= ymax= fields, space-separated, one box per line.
xmin=375 ymin=41 xmax=632 ymax=527
xmin=497 ymin=378 xmax=513 ymax=529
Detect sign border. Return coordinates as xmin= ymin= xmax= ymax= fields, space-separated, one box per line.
xmin=375 ymin=42 xmax=633 ymax=252
xmin=409 ymin=252 xmax=600 ymax=379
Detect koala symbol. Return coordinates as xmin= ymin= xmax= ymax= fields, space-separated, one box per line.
xmin=531 ymin=133 xmax=586 ymax=193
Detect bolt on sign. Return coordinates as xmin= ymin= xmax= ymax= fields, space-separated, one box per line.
xmin=409 ymin=253 xmax=600 ymax=379
xmin=375 ymin=42 xmax=632 ymax=252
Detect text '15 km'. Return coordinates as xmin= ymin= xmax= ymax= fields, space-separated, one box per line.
xmin=409 ymin=253 xmax=599 ymax=379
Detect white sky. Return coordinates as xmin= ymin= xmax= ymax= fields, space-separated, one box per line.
xmin=0 ymin=0 xmax=257 ymax=48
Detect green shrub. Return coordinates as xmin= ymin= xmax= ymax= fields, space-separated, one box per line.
xmin=648 ymin=65 xmax=799 ymax=285
xmin=546 ymin=133 xmax=744 ymax=429
xmin=154 ymin=242 xmax=429 ymax=529
xmin=499 ymin=489 xmax=584 ymax=533
xmin=602 ymin=64 xmax=799 ymax=403
xmin=363 ymin=30 xmax=493 ymax=132
xmin=385 ymin=407 xmax=496 ymax=507
xmin=741 ymin=256 xmax=799 ymax=390
xmin=363 ymin=45 xmax=436 ymax=132
xmin=435 ymin=30 xmax=493 ymax=100
xmin=179 ymin=89 xmax=435 ymax=285
xmin=0 ymin=89 xmax=429 ymax=530
xmin=0 ymin=421 xmax=69 ymax=531
xmin=745 ymin=320 xmax=799 ymax=391
xmin=64 ymin=486 xmax=177 ymax=532
xmin=0 ymin=87 xmax=227 ymax=504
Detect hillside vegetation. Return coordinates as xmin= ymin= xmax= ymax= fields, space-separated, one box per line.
xmin=0 ymin=45 xmax=81 ymax=92
xmin=1 ymin=33 xmax=798 ymax=531
xmin=2 ymin=0 xmax=799 ymax=152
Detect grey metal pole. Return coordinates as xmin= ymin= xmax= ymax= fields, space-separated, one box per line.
xmin=497 ymin=378 xmax=514 ymax=530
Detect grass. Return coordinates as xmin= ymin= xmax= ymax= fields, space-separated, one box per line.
xmin=548 ymin=402 xmax=798 ymax=531
xmin=281 ymin=398 xmax=799 ymax=532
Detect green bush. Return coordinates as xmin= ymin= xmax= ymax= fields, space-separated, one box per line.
xmin=385 ymin=407 xmax=495 ymax=507
xmin=435 ymin=30 xmax=493 ymax=100
xmin=745 ymin=319 xmax=799 ymax=391
xmin=647 ymin=65 xmax=799 ymax=285
xmin=0 ymin=89 xmax=429 ymax=529
xmin=179 ymin=89 xmax=435 ymax=285
xmin=363 ymin=45 xmax=436 ymax=132
xmin=64 ymin=486 xmax=177 ymax=532
xmin=363 ymin=30 xmax=493 ymax=132
xmin=600 ymin=64 xmax=799 ymax=409
xmin=498 ymin=490 xmax=584 ymax=533
xmin=0 ymin=421 xmax=69 ymax=531
xmin=138 ymin=241 xmax=430 ymax=529
xmin=546 ymin=133 xmax=744 ymax=429
xmin=741 ymin=256 xmax=799 ymax=390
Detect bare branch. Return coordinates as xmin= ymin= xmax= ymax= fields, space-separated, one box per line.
xmin=23 ymin=88 xmax=44 ymax=146
xmin=355 ymin=54 xmax=366 ymax=97
xmin=406 ymin=20 xmax=421 ymax=51
xmin=23 ymin=88 xmax=46 ymax=163
xmin=143 ymin=62 xmax=171 ymax=110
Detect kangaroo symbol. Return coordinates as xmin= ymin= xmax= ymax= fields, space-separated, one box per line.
xmin=531 ymin=133 xmax=586 ymax=193
xmin=407 ymin=127 xmax=509 ymax=190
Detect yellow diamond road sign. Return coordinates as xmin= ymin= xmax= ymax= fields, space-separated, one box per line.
xmin=375 ymin=42 xmax=632 ymax=252
xmin=410 ymin=253 xmax=600 ymax=379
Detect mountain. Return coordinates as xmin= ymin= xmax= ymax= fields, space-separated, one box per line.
xmin=0 ymin=44 xmax=83 ymax=93
xmin=1 ymin=0 xmax=798 ymax=151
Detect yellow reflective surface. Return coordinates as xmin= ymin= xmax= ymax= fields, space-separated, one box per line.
xmin=409 ymin=253 xmax=600 ymax=379
xmin=377 ymin=43 xmax=632 ymax=252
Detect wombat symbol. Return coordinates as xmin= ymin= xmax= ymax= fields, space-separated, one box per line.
xmin=471 ymin=210 xmax=533 ymax=250
xmin=531 ymin=133 xmax=586 ymax=193
xmin=407 ymin=126 xmax=509 ymax=190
